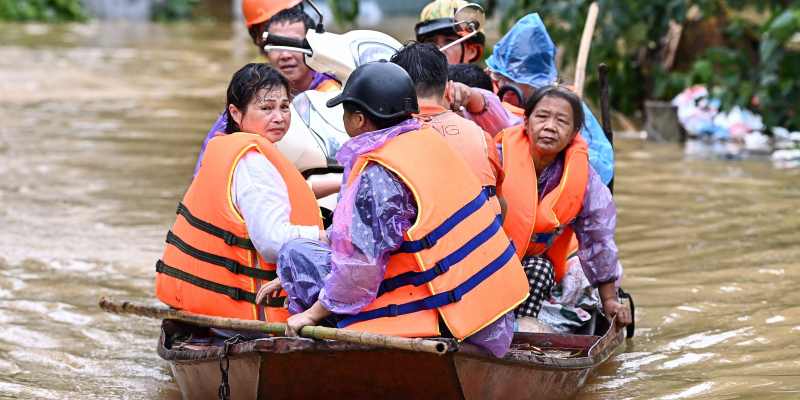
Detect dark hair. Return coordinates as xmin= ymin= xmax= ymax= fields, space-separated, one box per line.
xmin=523 ymin=85 xmax=585 ymax=133
xmin=342 ymin=101 xmax=409 ymax=131
xmin=248 ymin=4 xmax=314 ymax=54
xmin=390 ymin=42 xmax=448 ymax=99
xmin=224 ymin=63 xmax=291 ymax=134
xmin=447 ymin=63 xmax=493 ymax=91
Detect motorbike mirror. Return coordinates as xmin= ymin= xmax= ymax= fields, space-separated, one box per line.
xmin=439 ymin=3 xmax=484 ymax=52
xmin=453 ymin=3 xmax=485 ymax=36
xmin=304 ymin=0 xmax=325 ymax=33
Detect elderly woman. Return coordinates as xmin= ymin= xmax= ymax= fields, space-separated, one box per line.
xmin=497 ymin=85 xmax=631 ymax=328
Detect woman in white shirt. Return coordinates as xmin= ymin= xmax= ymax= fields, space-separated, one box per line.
xmin=220 ymin=64 xmax=338 ymax=303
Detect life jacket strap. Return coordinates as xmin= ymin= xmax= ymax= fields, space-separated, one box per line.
xmin=337 ymin=242 xmax=516 ymax=328
xmin=377 ymin=215 xmax=503 ymax=296
xmin=397 ymin=186 xmax=494 ymax=253
xmin=165 ymin=231 xmax=277 ymax=281
xmin=155 ymin=260 xmax=285 ymax=307
xmin=531 ymin=226 xmax=566 ymax=247
xmin=176 ymin=202 xmax=255 ymax=250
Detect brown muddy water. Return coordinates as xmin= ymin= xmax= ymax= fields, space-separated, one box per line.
xmin=0 ymin=21 xmax=799 ymax=400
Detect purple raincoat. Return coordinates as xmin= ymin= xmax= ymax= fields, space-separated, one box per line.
xmin=277 ymin=119 xmax=515 ymax=358
xmin=537 ymin=157 xmax=620 ymax=286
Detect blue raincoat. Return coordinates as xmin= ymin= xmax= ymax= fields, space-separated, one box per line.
xmin=486 ymin=13 xmax=615 ymax=185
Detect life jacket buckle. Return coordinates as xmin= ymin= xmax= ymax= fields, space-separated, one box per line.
xmin=227 ymin=287 xmax=243 ymax=301
xmin=387 ymin=304 xmax=400 ymax=317
xmin=222 ymin=232 xmax=237 ymax=246
xmin=433 ymin=262 xmax=449 ymax=276
xmin=421 ymin=236 xmax=437 ymax=250
xmin=447 ymin=290 xmax=462 ymax=304
xmin=224 ymin=260 xmax=240 ymax=274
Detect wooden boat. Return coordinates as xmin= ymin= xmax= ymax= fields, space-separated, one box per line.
xmin=158 ymin=313 xmax=626 ymax=400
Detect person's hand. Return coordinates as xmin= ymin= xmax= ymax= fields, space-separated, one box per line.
xmin=603 ymin=298 xmax=632 ymax=330
xmin=285 ymin=311 xmax=318 ymax=337
xmin=445 ymin=81 xmax=474 ymax=112
xmin=255 ymin=278 xmax=282 ymax=305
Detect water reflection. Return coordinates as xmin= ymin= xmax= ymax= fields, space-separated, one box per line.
xmin=1 ymin=21 xmax=799 ymax=400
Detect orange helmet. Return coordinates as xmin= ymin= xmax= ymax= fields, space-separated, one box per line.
xmin=242 ymin=0 xmax=302 ymax=28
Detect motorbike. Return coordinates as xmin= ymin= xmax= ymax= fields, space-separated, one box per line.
xmin=260 ymin=0 xmax=484 ymax=224
xmin=261 ymin=0 xmax=402 ymax=223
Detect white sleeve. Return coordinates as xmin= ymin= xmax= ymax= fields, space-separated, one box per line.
xmin=231 ymin=150 xmax=320 ymax=263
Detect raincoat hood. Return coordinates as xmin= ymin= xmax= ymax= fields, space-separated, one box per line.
xmin=486 ymin=13 xmax=557 ymax=88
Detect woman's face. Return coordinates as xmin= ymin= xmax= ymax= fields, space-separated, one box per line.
xmin=232 ymin=86 xmax=291 ymax=143
xmin=526 ymin=95 xmax=577 ymax=157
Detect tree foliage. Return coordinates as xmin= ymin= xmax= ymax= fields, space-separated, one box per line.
xmin=152 ymin=0 xmax=199 ymax=22
xmin=503 ymin=0 xmax=800 ymax=130
xmin=0 ymin=0 xmax=87 ymax=22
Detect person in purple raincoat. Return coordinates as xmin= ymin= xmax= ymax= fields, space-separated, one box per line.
xmin=498 ymin=84 xmax=632 ymax=330
xmin=256 ymin=62 xmax=521 ymax=358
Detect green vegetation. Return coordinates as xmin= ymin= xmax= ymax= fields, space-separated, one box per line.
xmin=503 ymin=0 xmax=800 ymax=130
xmin=152 ymin=0 xmax=199 ymax=22
xmin=0 ymin=0 xmax=199 ymax=22
xmin=329 ymin=0 xmax=359 ymax=26
xmin=0 ymin=0 xmax=87 ymax=22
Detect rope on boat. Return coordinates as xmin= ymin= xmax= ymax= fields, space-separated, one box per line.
xmin=98 ymin=297 xmax=449 ymax=355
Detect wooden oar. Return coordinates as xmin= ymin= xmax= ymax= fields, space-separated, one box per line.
xmin=574 ymin=2 xmax=600 ymax=98
xmin=98 ymin=297 xmax=449 ymax=355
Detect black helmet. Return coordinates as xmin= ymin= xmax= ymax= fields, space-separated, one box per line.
xmin=326 ymin=61 xmax=419 ymax=119
xmin=415 ymin=17 xmax=458 ymax=40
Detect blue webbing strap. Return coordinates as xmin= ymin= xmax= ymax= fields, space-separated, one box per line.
xmin=397 ymin=186 xmax=493 ymax=253
xmin=337 ymin=242 xmax=516 ymax=328
xmin=377 ymin=215 xmax=503 ymax=296
xmin=531 ymin=232 xmax=555 ymax=245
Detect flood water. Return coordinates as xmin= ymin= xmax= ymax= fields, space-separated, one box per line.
xmin=1 ymin=21 xmax=798 ymax=400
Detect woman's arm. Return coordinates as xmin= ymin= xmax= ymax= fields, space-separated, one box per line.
xmin=572 ymin=167 xmax=631 ymax=328
xmin=232 ymin=150 xmax=321 ymax=263
xmin=573 ymin=167 xmax=620 ymax=285
xmin=309 ymin=175 xmax=342 ymax=199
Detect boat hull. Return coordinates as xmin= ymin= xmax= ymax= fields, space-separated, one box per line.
xmin=158 ymin=317 xmax=625 ymax=400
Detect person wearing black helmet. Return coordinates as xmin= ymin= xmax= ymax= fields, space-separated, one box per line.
xmin=269 ymin=61 xmax=529 ymax=358
xmin=327 ymin=61 xmax=420 ymax=136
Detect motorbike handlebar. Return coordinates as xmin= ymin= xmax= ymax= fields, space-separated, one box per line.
xmin=263 ymin=33 xmax=311 ymax=50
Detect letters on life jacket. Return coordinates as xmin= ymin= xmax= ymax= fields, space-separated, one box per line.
xmin=497 ymin=124 xmax=589 ymax=283
xmin=155 ymin=133 xmax=322 ymax=321
xmin=336 ymin=128 xmax=529 ymax=339
xmin=415 ymin=102 xmax=501 ymax=215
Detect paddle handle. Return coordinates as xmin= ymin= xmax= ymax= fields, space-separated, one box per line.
xmin=574 ymin=2 xmax=599 ymax=98
xmin=98 ymin=297 xmax=448 ymax=355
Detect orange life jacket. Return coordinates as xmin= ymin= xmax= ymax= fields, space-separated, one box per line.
xmin=336 ymin=128 xmax=529 ymax=339
xmin=155 ymin=133 xmax=323 ymax=321
xmin=501 ymin=101 xmax=525 ymax=118
xmin=415 ymin=101 xmax=501 ymax=215
xmin=314 ymin=77 xmax=341 ymax=93
xmin=497 ymin=125 xmax=588 ymax=283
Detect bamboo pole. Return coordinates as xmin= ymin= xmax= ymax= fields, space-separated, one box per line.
xmin=574 ymin=2 xmax=600 ymax=98
xmin=99 ymin=297 xmax=449 ymax=355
